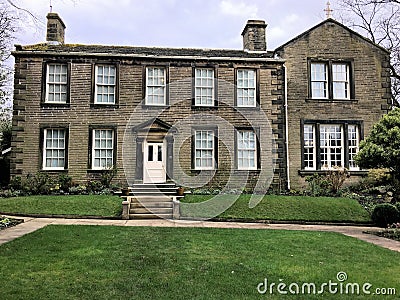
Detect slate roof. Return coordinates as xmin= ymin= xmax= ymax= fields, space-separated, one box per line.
xmin=14 ymin=43 xmax=276 ymax=60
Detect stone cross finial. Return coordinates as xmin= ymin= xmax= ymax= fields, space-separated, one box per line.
xmin=324 ymin=1 xmax=333 ymax=19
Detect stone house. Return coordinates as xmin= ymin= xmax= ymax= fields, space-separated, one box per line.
xmin=10 ymin=13 xmax=391 ymax=193
xmin=275 ymin=19 xmax=392 ymax=189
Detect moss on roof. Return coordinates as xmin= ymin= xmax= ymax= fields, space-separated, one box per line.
xmin=15 ymin=43 xmax=275 ymax=59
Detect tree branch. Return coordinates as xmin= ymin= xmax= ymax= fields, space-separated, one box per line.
xmin=5 ymin=0 xmax=39 ymax=21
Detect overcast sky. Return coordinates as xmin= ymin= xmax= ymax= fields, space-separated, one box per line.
xmin=15 ymin=0 xmax=334 ymax=50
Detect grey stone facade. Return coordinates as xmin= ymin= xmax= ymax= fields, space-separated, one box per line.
xmin=10 ymin=14 xmax=391 ymax=192
xmin=275 ymin=19 xmax=391 ymax=190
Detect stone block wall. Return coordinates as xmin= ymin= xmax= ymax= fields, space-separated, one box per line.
xmin=11 ymin=54 xmax=287 ymax=193
xmin=276 ymin=20 xmax=392 ymax=190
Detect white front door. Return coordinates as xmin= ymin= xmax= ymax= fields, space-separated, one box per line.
xmin=143 ymin=142 xmax=166 ymax=183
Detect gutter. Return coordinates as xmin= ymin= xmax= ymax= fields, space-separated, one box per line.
xmin=283 ymin=64 xmax=290 ymax=190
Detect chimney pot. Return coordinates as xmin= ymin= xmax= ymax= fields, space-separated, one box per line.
xmin=46 ymin=13 xmax=66 ymax=44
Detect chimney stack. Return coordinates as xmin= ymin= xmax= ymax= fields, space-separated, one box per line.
xmin=241 ymin=20 xmax=267 ymax=51
xmin=46 ymin=13 xmax=66 ymax=44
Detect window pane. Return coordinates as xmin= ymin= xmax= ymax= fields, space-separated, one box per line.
xmin=311 ymin=63 xmax=327 ymax=81
xmin=303 ymin=125 xmax=315 ymax=169
xmin=195 ymin=68 xmax=214 ymax=106
xmin=348 ymin=125 xmax=359 ymax=169
xmin=158 ymin=145 xmax=162 ymax=162
xmin=319 ymin=125 xmax=343 ymax=169
xmin=46 ymin=64 xmax=68 ymax=103
xmin=311 ymin=82 xmax=327 ymax=98
xmin=146 ymin=67 xmax=166 ymax=105
xmin=237 ymin=69 xmax=256 ymax=107
xmin=332 ymin=63 xmax=349 ymax=99
xmin=43 ymin=129 xmax=66 ymax=169
xmin=148 ymin=145 xmax=154 ymax=161
xmin=310 ymin=63 xmax=328 ymax=99
xmin=195 ymin=130 xmax=214 ymax=169
xmin=95 ymin=65 xmax=116 ymax=104
xmin=237 ymin=130 xmax=256 ymax=169
xmin=92 ymin=129 xmax=114 ymax=169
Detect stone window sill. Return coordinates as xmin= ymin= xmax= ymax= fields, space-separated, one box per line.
xmin=305 ymin=98 xmax=358 ymax=104
xmin=298 ymin=169 xmax=368 ymax=177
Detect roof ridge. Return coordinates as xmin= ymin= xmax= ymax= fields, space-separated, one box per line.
xmin=275 ymin=18 xmax=389 ymax=54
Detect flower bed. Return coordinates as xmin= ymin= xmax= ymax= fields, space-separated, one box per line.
xmin=0 ymin=216 xmax=23 ymax=230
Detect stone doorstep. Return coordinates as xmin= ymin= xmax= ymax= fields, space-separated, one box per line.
xmin=122 ymin=196 xmax=180 ymax=220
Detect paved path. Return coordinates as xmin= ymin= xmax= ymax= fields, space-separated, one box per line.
xmin=1 ymin=216 xmax=400 ymax=252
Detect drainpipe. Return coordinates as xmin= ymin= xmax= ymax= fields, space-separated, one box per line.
xmin=283 ymin=64 xmax=291 ymax=190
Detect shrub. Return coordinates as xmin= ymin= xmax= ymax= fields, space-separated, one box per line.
xmin=24 ymin=172 xmax=53 ymax=195
xmin=86 ymin=180 xmax=104 ymax=194
xmin=326 ymin=167 xmax=349 ymax=194
xmin=57 ymin=174 xmax=72 ymax=191
xmin=9 ymin=176 xmax=22 ymax=191
xmin=367 ymin=168 xmax=391 ymax=186
xmin=100 ymin=166 xmax=118 ymax=188
xmin=305 ymin=173 xmax=332 ymax=196
xmin=68 ymin=184 xmax=87 ymax=195
xmin=355 ymin=108 xmax=400 ymax=182
xmin=371 ymin=204 xmax=400 ymax=228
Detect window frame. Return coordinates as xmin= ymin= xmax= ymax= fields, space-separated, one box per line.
xmin=144 ymin=66 xmax=169 ymax=106
xmin=93 ymin=63 xmax=119 ymax=106
xmin=332 ymin=63 xmax=350 ymax=100
xmin=88 ymin=126 xmax=117 ymax=170
xmin=310 ymin=63 xmax=328 ymax=99
xmin=192 ymin=67 xmax=218 ymax=107
xmin=191 ymin=126 xmax=218 ymax=171
xmin=42 ymin=62 xmax=71 ymax=106
xmin=235 ymin=128 xmax=260 ymax=170
xmin=235 ymin=68 xmax=259 ymax=108
xmin=40 ymin=126 xmax=69 ymax=171
xmin=319 ymin=124 xmax=344 ymax=170
xmin=348 ymin=124 xmax=360 ymax=171
xmin=300 ymin=120 xmax=363 ymax=171
xmin=308 ymin=59 xmax=354 ymax=101
xmin=303 ymin=124 xmax=316 ymax=170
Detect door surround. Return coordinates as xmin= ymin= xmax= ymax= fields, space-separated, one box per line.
xmin=133 ymin=118 xmax=176 ymax=183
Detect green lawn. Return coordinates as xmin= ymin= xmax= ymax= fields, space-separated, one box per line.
xmin=181 ymin=195 xmax=371 ymax=223
xmin=0 ymin=195 xmax=122 ymax=217
xmin=0 ymin=194 xmax=371 ymax=223
xmin=0 ymin=225 xmax=398 ymax=299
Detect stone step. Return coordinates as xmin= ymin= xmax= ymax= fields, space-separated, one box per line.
xmin=129 ymin=213 xmax=173 ymax=220
xmin=130 ymin=190 xmax=177 ymax=196
xmin=132 ymin=183 xmax=176 ymax=188
xmin=122 ymin=183 xmax=179 ymax=220
xmin=131 ymin=202 xmax=173 ymax=209
xmin=131 ymin=184 xmax=178 ymax=195
xmin=130 ymin=207 xmax=173 ymax=214
xmin=131 ymin=196 xmax=173 ymax=203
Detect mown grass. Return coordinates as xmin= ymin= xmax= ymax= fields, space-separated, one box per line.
xmin=0 ymin=225 xmax=398 ymax=299
xmin=181 ymin=194 xmax=371 ymax=223
xmin=0 ymin=195 xmax=122 ymax=217
xmin=0 ymin=194 xmax=371 ymax=223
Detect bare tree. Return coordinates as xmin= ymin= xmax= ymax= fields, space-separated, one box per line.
xmin=0 ymin=2 xmax=17 ymax=121
xmin=335 ymin=0 xmax=400 ymax=105
xmin=0 ymin=0 xmax=78 ymax=121
xmin=365 ymin=0 xmax=400 ymax=4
